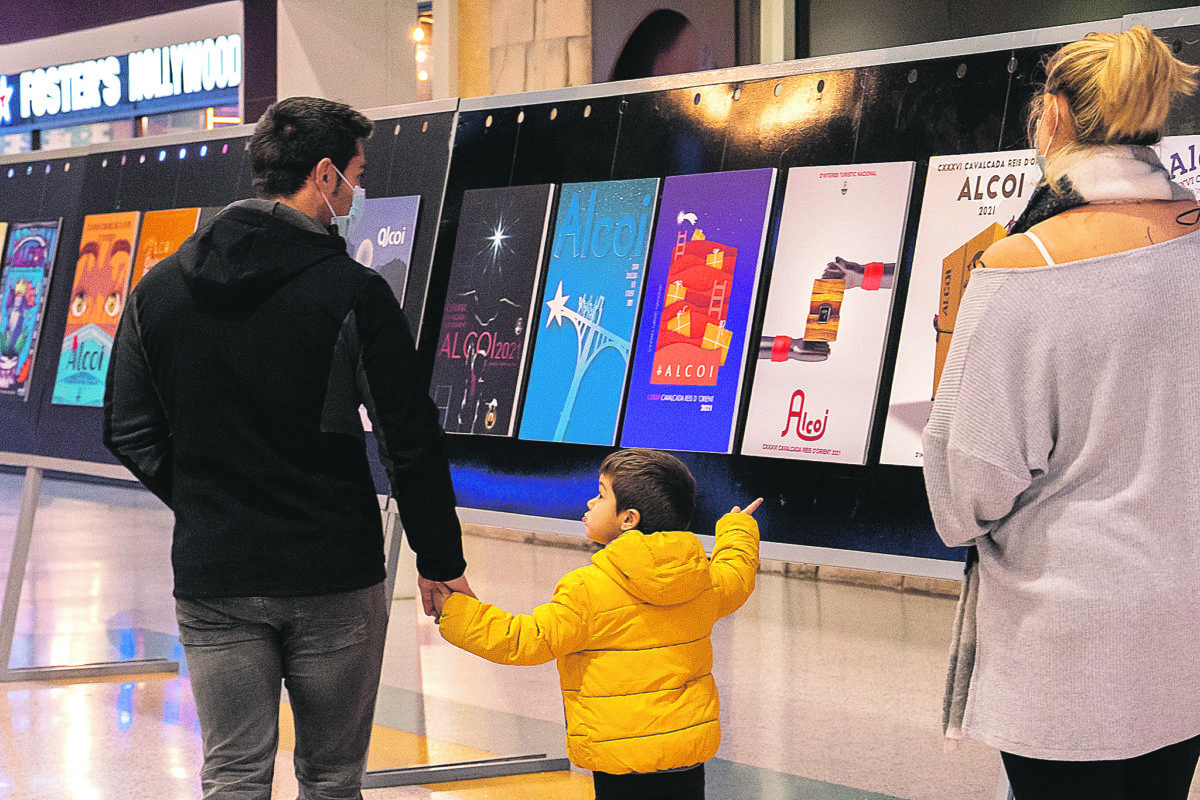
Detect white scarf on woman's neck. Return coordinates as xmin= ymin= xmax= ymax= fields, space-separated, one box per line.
xmin=1010 ymin=144 xmax=1193 ymax=234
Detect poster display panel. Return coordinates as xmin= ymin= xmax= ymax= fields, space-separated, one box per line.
xmin=620 ymin=168 xmax=776 ymax=453
xmin=429 ymin=184 xmax=554 ymax=436
xmin=345 ymin=195 xmax=421 ymax=305
xmin=51 ymin=211 xmax=141 ymax=408
xmin=131 ymin=208 xmax=202 ymax=289
xmin=0 ymin=220 xmax=61 ymax=398
xmin=1155 ymin=135 xmax=1200 ymax=198
xmin=519 ymin=178 xmax=660 ymax=445
xmin=742 ymin=162 xmax=915 ymax=464
xmin=879 ymin=150 xmax=1040 ymax=466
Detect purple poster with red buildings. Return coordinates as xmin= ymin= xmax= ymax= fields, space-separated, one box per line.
xmin=620 ymin=168 xmax=776 ymax=453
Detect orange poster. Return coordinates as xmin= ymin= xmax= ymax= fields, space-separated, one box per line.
xmin=51 ymin=211 xmax=141 ymax=407
xmin=131 ymin=207 xmax=202 ymax=289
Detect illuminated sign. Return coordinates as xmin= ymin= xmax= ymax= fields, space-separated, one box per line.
xmin=0 ymin=35 xmax=241 ymax=134
xmin=0 ymin=75 xmax=13 ymax=125
xmin=128 ymin=36 xmax=242 ymax=103
xmin=19 ymin=57 xmax=122 ymax=119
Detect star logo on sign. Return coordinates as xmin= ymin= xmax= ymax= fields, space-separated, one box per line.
xmin=0 ymin=75 xmax=14 ymax=125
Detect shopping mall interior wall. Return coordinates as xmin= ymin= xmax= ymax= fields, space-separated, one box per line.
xmin=276 ymin=0 xmax=421 ymax=109
xmin=806 ymin=0 xmax=1193 ymax=57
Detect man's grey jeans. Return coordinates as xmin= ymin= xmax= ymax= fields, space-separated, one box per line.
xmin=175 ymin=583 xmax=388 ymax=800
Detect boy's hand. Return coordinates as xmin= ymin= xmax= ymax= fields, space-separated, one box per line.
xmin=418 ymin=574 xmax=476 ymax=617
xmin=731 ymin=498 xmax=763 ymax=516
xmin=430 ymin=583 xmax=454 ymax=623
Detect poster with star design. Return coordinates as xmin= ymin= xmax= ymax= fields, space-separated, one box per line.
xmin=620 ymin=168 xmax=776 ymax=454
xmin=429 ymin=184 xmax=555 ymax=436
xmin=518 ymin=178 xmax=660 ymax=445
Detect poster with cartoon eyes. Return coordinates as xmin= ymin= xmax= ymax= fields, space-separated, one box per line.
xmin=51 ymin=211 xmax=141 ymax=407
xmin=0 ymin=220 xmax=62 ymax=400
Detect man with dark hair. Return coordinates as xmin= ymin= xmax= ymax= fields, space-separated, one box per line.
xmin=104 ymin=96 xmax=471 ymax=799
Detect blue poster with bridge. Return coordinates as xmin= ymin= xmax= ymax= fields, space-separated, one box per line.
xmin=518 ymin=178 xmax=660 ymax=445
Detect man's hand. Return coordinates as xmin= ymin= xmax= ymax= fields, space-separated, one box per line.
xmin=731 ymin=498 xmax=763 ymax=516
xmin=418 ymin=573 xmax=476 ymax=617
xmin=430 ymin=583 xmax=453 ymax=622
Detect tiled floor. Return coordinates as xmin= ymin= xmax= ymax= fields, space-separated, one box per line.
xmin=1 ymin=470 xmax=1198 ymax=799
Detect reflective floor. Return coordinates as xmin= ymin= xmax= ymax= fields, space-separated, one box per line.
xmin=1 ymin=470 xmax=1198 ymax=799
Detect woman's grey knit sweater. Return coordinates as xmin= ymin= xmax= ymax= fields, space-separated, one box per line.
xmin=923 ymin=230 xmax=1200 ymax=760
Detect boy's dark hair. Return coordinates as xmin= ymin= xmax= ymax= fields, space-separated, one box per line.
xmin=249 ymin=96 xmax=374 ymax=199
xmin=600 ymin=448 xmax=697 ymax=534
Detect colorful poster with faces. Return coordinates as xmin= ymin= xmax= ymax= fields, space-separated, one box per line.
xmin=51 ymin=211 xmax=141 ymax=407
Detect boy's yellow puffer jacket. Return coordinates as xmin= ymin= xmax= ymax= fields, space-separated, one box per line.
xmin=437 ymin=512 xmax=759 ymax=774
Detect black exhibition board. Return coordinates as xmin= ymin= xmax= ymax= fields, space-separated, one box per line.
xmin=419 ymin=30 xmax=1094 ymax=565
xmin=5 ymin=15 xmax=1193 ymax=568
xmin=27 ymin=136 xmax=252 ymax=467
xmin=1 ymin=104 xmax=458 ymax=471
xmin=0 ymin=155 xmax=87 ymax=458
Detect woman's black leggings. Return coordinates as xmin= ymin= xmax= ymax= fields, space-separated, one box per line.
xmin=1002 ymin=734 xmax=1200 ymax=800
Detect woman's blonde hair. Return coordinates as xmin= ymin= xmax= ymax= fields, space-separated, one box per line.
xmin=1032 ymin=26 xmax=1198 ymax=180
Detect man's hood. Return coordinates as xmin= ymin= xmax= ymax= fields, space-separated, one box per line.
xmin=175 ymin=203 xmax=346 ymax=306
xmin=592 ymin=530 xmax=712 ymax=606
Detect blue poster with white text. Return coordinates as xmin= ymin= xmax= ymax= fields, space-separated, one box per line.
xmin=344 ymin=195 xmax=420 ymax=306
xmin=519 ymin=178 xmax=660 ymax=444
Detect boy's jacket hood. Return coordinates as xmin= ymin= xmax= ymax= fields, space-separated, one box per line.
xmin=592 ymin=530 xmax=713 ymax=606
xmin=174 ymin=205 xmax=347 ymax=306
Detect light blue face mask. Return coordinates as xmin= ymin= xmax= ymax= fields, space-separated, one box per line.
xmin=321 ymin=163 xmax=366 ymax=239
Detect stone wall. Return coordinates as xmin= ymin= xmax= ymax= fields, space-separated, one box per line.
xmin=484 ymin=0 xmax=592 ymax=96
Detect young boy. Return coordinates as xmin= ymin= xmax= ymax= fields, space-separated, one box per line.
xmin=432 ymin=448 xmax=761 ymax=800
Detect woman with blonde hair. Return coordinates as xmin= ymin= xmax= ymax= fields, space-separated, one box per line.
xmin=923 ymin=25 xmax=1200 ymax=799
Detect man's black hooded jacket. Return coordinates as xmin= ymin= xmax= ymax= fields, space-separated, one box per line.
xmin=103 ymin=202 xmax=465 ymax=598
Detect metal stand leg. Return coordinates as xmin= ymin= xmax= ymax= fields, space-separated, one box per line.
xmin=363 ymin=499 xmax=571 ymax=788
xmin=381 ymin=499 xmax=404 ymax=607
xmin=0 ymin=466 xmax=177 ymax=683
xmin=363 ymin=755 xmax=572 ymax=788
